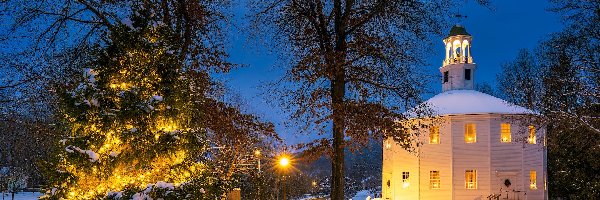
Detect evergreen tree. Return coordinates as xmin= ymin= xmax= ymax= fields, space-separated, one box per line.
xmin=42 ymin=5 xmax=232 ymax=199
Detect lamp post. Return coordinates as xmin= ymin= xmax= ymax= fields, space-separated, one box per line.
xmin=254 ymin=150 xmax=261 ymax=173
xmin=278 ymin=155 xmax=291 ymax=200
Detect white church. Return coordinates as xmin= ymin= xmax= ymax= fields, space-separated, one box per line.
xmin=382 ymin=25 xmax=548 ymax=200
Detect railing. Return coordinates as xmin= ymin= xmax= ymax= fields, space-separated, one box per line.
xmin=443 ymin=56 xmax=473 ymax=66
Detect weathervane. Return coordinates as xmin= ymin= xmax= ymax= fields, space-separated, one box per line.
xmin=454 ymin=8 xmax=468 ymax=25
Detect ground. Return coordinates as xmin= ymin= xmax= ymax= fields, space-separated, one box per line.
xmin=1 ymin=192 xmax=41 ymax=200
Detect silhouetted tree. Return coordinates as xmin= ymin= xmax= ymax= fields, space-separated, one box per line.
xmin=249 ymin=0 xmax=483 ymax=198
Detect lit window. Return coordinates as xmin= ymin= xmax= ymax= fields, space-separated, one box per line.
xmin=465 ymin=170 xmax=477 ymax=189
xmin=528 ymin=126 xmax=537 ymax=144
xmin=429 ymin=126 xmax=440 ymax=144
xmin=465 ymin=123 xmax=476 ymax=143
xmin=430 ymin=171 xmax=440 ymax=189
xmin=402 ymin=172 xmax=410 ymax=188
xmin=530 ymin=170 xmax=537 ymax=190
xmin=501 ymin=123 xmax=511 ymax=143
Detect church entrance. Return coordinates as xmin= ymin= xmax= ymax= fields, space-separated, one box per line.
xmin=495 ymin=173 xmax=525 ymax=200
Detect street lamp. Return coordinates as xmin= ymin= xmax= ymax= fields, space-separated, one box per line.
xmin=277 ymin=155 xmax=292 ymax=200
xmin=278 ymin=156 xmax=290 ymax=168
xmin=254 ymin=150 xmax=261 ymax=173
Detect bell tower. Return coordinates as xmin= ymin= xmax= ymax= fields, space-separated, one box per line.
xmin=441 ymin=24 xmax=476 ymax=92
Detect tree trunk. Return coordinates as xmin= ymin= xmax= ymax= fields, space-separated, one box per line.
xmin=331 ymin=73 xmax=346 ymax=200
xmin=330 ymin=1 xmax=347 ymax=199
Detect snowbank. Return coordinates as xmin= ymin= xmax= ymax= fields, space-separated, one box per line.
xmin=1 ymin=192 xmax=42 ymax=200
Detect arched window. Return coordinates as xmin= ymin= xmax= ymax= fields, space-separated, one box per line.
xmin=453 ymin=40 xmax=462 ymax=59
xmin=462 ymin=40 xmax=470 ymax=62
xmin=446 ymin=43 xmax=452 ymax=60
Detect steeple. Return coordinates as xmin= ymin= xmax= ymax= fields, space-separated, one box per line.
xmin=441 ymin=24 xmax=476 ymax=92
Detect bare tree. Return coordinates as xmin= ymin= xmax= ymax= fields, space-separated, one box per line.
xmin=249 ymin=0 xmax=478 ymax=198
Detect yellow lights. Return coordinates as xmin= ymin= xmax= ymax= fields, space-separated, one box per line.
xmin=465 ymin=170 xmax=477 ymax=189
xmin=530 ymin=170 xmax=537 ymax=190
xmin=157 ymin=120 xmax=178 ymax=132
xmin=429 ymin=126 xmax=440 ymax=144
xmin=501 ymin=123 xmax=511 ymax=143
xmin=278 ymin=156 xmax=290 ymax=168
xmin=384 ymin=141 xmax=391 ymax=149
xmin=430 ymin=171 xmax=440 ymax=189
xmin=254 ymin=149 xmax=261 ymax=156
xmin=528 ymin=126 xmax=537 ymax=144
xmin=312 ymin=181 xmax=317 ymax=187
xmin=465 ymin=123 xmax=477 ymax=143
xmin=109 ymin=82 xmax=130 ymax=90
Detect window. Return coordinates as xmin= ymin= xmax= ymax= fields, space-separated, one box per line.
xmin=402 ymin=172 xmax=410 ymax=188
xmin=501 ymin=123 xmax=511 ymax=143
xmin=465 ymin=123 xmax=476 ymax=143
xmin=530 ymin=170 xmax=537 ymax=190
xmin=528 ymin=126 xmax=537 ymax=144
xmin=443 ymin=71 xmax=449 ymax=83
xmin=465 ymin=69 xmax=471 ymax=80
xmin=429 ymin=126 xmax=440 ymax=144
xmin=465 ymin=170 xmax=477 ymax=189
xmin=430 ymin=171 xmax=440 ymax=189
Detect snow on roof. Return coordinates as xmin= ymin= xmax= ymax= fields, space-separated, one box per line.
xmin=410 ymin=90 xmax=534 ymax=117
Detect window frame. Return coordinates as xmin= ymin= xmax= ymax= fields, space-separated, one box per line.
xmin=528 ymin=125 xmax=537 ymax=144
xmin=500 ymin=123 xmax=511 ymax=143
xmin=530 ymin=170 xmax=537 ymax=190
xmin=402 ymin=171 xmax=410 ymax=188
xmin=429 ymin=126 xmax=440 ymax=144
xmin=465 ymin=69 xmax=471 ymax=80
xmin=465 ymin=123 xmax=477 ymax=143
xmin=465 ymin=170 xmax=477 ymax=189
xmin=430 ymin=171 xmax=440 ymax=189
xmin=443 ymin=71 xmax=449 ymax=83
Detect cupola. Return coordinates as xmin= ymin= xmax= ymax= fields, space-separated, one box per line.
xmin=441 ymin=25 xmax=476 ymax=92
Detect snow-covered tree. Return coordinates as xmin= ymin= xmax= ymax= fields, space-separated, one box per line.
xmin=30 ymin=1 xmax=276 ymax=199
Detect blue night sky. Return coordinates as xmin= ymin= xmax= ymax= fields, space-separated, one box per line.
xmin=219 ymin=0 xmax=564 ymax=145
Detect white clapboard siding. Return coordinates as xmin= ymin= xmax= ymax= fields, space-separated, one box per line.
xmin=450 ymin=115 xmax=492 ymax=200
xmin=382 ymin=114 xmax=547 ymax=200
xmin=418 ymin=118 xmax=453 ymax=200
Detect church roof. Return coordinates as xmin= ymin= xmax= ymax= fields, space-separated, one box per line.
xmin=446 ymin=25 xmax=471 ymax=38
xmin=409 ymin=90 xmax=534 ymax=117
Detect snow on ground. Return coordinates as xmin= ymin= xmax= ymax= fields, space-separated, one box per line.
xmin=1 ymin=192 xmax=42 ymax=200
xmin=350 ymin=190 xmax=374 ymax=200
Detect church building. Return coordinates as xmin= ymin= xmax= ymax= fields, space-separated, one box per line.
xmin=382 ymin=25 xmax=548 ymax=200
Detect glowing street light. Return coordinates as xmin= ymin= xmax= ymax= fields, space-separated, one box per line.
xmin=277 ymin=154 xmax=292 ymax=200
xmin=279 ymin=156 xmax=290 ymax=168
xmin=254 ymin=149 xmax=261 ymax=156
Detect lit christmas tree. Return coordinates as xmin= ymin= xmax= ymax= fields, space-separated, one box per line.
xmin=43 ymin=6 xmax=231 ymax=199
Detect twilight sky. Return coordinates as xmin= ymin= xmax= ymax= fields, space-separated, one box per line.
xmin=219 ymin=0 xmax=564 ymax=145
